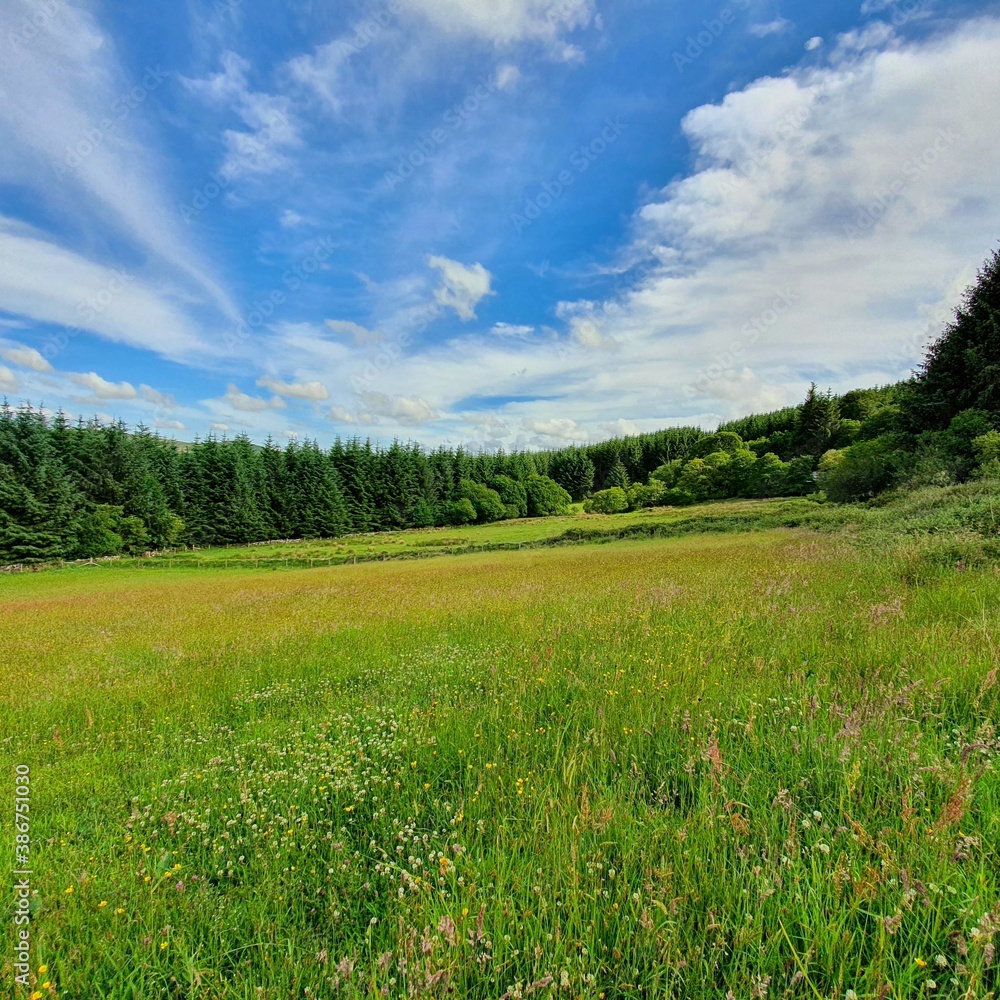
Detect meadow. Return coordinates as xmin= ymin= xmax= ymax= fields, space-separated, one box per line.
xmin=1 ymin=498 xmax=999 ymax=998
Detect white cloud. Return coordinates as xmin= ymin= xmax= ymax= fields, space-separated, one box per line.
xmin=805 ymin=36 xmax=824 ymax=51
xmin=140 ymin=384 xmax=176 ymax=407
xmin=0 ymin=4 xmax=237 ymax=322
xmin=403 ymin=0 xmax=596 ymax=46
xmin=184 ymin=52 xmax=302 ymax=177
xmin=0 ymin=220 xmax=208 ymax=360
xmin=523 ymin=417 xmax=589 ymax=442
xmin=280 ymin=209 xmax=305 ymax=228
xmin=219 ymin=384 xmax=287 ymax=412
xmin=602 ymin=418 xmax=641 ymax=438
xmin=154 ymin=419 xmax=186 ymax=431
xmin=211 ymin=423 xmax=231 ymax=432
xmin=860 ymin=0 xmax=898 ymax=13
xmin=1 ymin=343 xmax=52 ymax=372
xmin=428 ymin=256 xmax=495 ymax=321
xmin=325 ymin=319 xmax=385 ymax=345
xmin=355 ymin=392 xmax=439 ymax=425
xmin=491 ymin=322 xmax=535 ymax=338
xmin=306 ymin=18 xmax=1000 ymax=443
xmin=496 ymin=64 xmax=522 ymax=91
xmin=749 ymin=18 xmax=793 ymax=38
xmin=0 ymin=365 xmax=19 ymax=393
xmin=256 ymin=376 xmax=330 ymax=400
xmin=69 ymin=372 xmax=138 ymax=400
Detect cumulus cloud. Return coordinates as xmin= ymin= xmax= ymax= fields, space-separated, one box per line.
xmin=602 ymin=418 xmax=641 ymax=437
xmin=325 ymin=319 xmax=385 ymax=345
xmin=154 ymin=419 xmax=186 ymax=431
xmin=805 ymin=36 xmax=824 ymax=51
xmin=0 ymin=365 xmax=20 ymax=393
xmin=140 ymin=384 xmax=176 ymax=407
xmin=357 ymin=391 xmax=439 ymax=425
xmin=491 ymin=322 xmax=535 ymax=338
xmin=1 ymin=343 xmax=52 ymax=372
xmin=328 ymin=18 xmax=1000 ymax=441
xmin=256 ymin=376 xmax=330 ymax=400
xmin=219 ymin=384 xmax=287 ymax=412
xmin=69 ymin=371 xmax=139 ymax=400
xmin=523 ymin=417 xmax=589 ymax=442
xmin=428 ymin=256 xmax=495 ymax=321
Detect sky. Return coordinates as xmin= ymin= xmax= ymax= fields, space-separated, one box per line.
xmin=1 ymin=0 xmax=999 ymax=450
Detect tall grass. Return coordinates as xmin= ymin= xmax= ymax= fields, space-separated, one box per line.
xmin=1 ymin=528 xmax=998 ymax=998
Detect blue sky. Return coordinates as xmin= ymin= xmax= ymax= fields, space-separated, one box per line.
xmin=1 ymin=0 xmax=999 ymax=448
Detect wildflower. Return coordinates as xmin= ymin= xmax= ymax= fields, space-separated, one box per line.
xmin=31 ymin=993 xmax=42 ymax=1000
xmin=116 ymin=908 xmax=125 ymax=915
xmin=925 ymin=981 xmax=937 ymax=990
xmin=64 ymin=887 xmax=73 ymax=894
xmin=916 ymin=958 xmax=927 ymax=968
xmin=98 ymin=900 xmax=107 ymax=908
xmin=38 ymin=966 xmax=47 ymax=974
xmin=160 ymin=941 xmax=168 ymax=950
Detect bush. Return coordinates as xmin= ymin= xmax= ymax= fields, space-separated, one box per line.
xmin=819 ymin=437 xmax=904 ymax=502
xmin=458 ymin=480 xmax=507 ymax=523
xmin=583 ymin=487 xmax=629 ymax=514
xmin=444 ymin=498 xmax=477 ymax=525
xmin=491 ymin=475 xmax=528 ymax=519
xmin=627 ymin=481 xmax=667 ymax=511
xmin=525 ymin=475 xmax=572 ymax=517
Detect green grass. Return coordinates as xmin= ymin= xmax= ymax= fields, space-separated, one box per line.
xmin=1 ymin=493 xmax=999 ymax=998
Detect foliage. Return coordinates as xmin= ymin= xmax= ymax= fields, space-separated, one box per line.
xmin=582 ymin=487 xmax=629 ymax=514
xmin=524 ymin=475 xmax=572 ymax=517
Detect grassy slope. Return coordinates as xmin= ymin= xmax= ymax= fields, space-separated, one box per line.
xmin=1 ymin=520 xmax=998 ymax=998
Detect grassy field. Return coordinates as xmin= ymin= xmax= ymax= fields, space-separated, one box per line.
xmin=15 ymin=482 xmax=1000 ymax=576
xmin=1 ymin=504 xmax=999 ymax=997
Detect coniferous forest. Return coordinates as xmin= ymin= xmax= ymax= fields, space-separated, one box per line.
xmin=2 ymin=247 xmax=998 ymax=565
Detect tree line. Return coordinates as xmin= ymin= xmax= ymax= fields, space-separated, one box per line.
xmin=2 ymin=245 xmax=997 ymax=564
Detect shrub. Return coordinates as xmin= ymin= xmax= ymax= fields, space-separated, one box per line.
xmin=444 ymin=498 xmax=477 ymax=525
xmin=819 ymin=437 xmax=904 ymax=502
xmin=458 ymin=480 xmax=507 ymax=523
xmin=525 ymin=475 xmax=572 ymax=517
xmin=583 ymin=487 xmax=629 ymax=514
xmin=627 ymin=481 xmax=667 ymax=511
xmin=491 ymin=475 xmax=528 ymax=519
